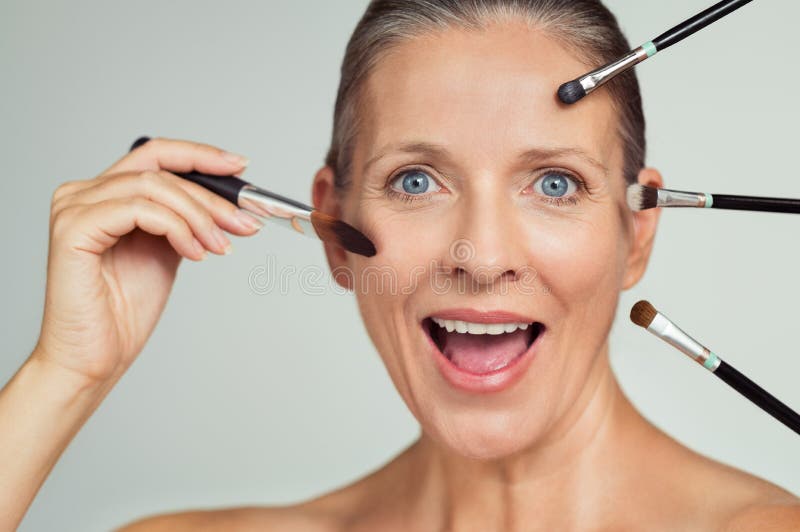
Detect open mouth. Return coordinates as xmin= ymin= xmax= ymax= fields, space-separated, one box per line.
xmin=423 ymin=317 xmax=545 ymax=376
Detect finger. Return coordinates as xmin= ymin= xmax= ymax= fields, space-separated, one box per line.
xmin=159 ymin=171 xmax=264 ymax=235
xmin=52 ymin=197 xmax=208 ymax=262
xmin=53 ymin=171 xmax=264 ymax=240
xmin=60 ymin=170 xmax=248 ymax=255
xmin=99 ymin=137 xmax=249 ymax=178
xmin=51 ymin=178 xmax=95 ymax=204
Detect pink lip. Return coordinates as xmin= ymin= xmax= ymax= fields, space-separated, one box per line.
xmin=427 ymin=308 xmax=535 ymax=324
xmin=422 ymin=315 xmax=544 ymax=394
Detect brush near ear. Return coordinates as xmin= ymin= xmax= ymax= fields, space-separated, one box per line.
xmin=626 ymin=185 xmax=660 ymax=212
xmin=627 ymin=184 xmax=800 ymax=215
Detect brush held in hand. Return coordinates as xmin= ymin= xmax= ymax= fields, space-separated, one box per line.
xmin=627 ymin=184 xmax=800 ymax=215
xmin=129 ymin=137 xmax=377 ymax=257
xmin=630 ymin=300 xmax=800 ymax=437
xmin=558 ymin=0 xmax=754 ymax=104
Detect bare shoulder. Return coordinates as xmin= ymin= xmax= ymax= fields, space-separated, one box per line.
xmin=720 ymin=498 xmax=800 ymax=531
xmin=631 ymin=422 xmax=800 ymax=531
xmin=678 ymin=445 xmax=800 ymax=530
xmin=715 ymin=474 xmax=800 ymax=532
xmin=114 ymin=503 xmax=346 ymax=532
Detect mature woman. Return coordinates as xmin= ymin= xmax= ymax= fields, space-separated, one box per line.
xmin=2 ymin=0 xmax=798 ymax=530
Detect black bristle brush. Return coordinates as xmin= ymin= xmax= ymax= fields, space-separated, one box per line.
xmin=627 ymin=184 xmax=800 ymax=215
xmin=129 ymin=137 xmax=376 ymax=257
xmin=558 ymin=0 xmax=754 ymax=105
xmin=630 ymin=301 xmax=800 ymax=437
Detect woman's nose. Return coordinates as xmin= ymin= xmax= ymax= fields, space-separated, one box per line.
xmin=440 ymin=192 xmax=529 ymax=289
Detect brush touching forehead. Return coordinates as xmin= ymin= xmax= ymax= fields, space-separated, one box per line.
xmin=326 ymin=0 xmax=646 ymax=188
xmin=353 ymin=25 xmax=623 ymax=190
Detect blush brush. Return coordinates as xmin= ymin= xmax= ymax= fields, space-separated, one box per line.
xmin=627 ymin=184 xmax=800 ymax=215
xmin=558 ymin=0 xmax=754 ymax=105
xmin=630 ymin=300 xmax=800 ymax=437
xmin=129 ymin=137 xmax=376 ymax=257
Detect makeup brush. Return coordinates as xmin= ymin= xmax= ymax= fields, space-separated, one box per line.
xmin=129 ymin=137 xmax=376 ymax=257
xmin=630 ymin=300 xmax=800 ymax=437
xmin=627 ymin=184 xmax=800 ymax=214
xmin=558 ymin=0 xmax=754 ymax=105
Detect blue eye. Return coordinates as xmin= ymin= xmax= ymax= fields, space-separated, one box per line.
xmin=390 ymin=169 xmax=441 ymax=196
xmin=533 ymin=172 xmax=578 ymax=199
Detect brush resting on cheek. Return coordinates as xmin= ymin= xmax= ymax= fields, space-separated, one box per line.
xmin=128 ymin=137 xmax=377 ymax=257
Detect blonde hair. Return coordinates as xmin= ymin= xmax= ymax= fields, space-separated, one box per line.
xmin=325 ymin=0 xmax=645 ymax=188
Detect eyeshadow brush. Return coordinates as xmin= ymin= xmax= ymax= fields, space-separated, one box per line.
xmin=558 ymin=0 xmax=754 ymax=105
xmin=630 ymin=300 xmax=800 ymax=437
xmin=129 ymin=137 xmax=376 ymax=257
xmin=627 ymin=184 xmax=800 ymax=215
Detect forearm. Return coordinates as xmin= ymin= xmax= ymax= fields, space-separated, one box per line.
xmin=0 ymin=353 xmax=112 ymax=530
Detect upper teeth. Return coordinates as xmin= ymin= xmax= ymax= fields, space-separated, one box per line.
xmin=431 ymin=318 xmax=531 ymax=335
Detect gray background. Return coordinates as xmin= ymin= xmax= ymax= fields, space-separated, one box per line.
xmin=1 ymin=1 xmax=798 ymax=530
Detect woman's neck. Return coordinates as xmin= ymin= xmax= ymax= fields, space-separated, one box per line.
xmin=400 ymin=344 xmax=655 ymax=531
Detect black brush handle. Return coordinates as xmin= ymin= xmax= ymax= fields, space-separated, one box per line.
xmin=128 ymin=136 xmax=250 ymax=205
xmin=711 ymin=194 xmax=800 ymax=214
xmin=652 ymin=0 xmax=753 ymax=51
xmin=714 ymin=360 xmax=800 ymax=436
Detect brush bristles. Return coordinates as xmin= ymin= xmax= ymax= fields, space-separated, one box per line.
xmin=311 ymin=211 xmax=377 ymax=257
xmin=557 ymin=81 xmax=586 ymax=105
xmin=630 ymin=300 xmax=657 ymax=329
xmin=626 ymin=184 xmax=659 ymax=212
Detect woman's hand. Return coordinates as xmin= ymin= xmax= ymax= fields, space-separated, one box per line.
xmin=0 ymin=137 xmax=265 ymax=531
xmin=32 ymin=137 xmax=263 ymax=385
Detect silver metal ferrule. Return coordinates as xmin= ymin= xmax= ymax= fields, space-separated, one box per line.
xmin=647 ymin=312 xmax=720 ymax=371
xmin=656 ymin=188 xmax=708 ymax=208
xmin=580 ymin=47 xmax=649 ymax=96
xmin=237 ymin=185 xmax=317 ymax=238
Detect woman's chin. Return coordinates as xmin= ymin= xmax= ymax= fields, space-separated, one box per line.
xmin=443 ymin=434 xmax=538 ymax=462
xmin=424 ymin=414 xmax=547 ymax=461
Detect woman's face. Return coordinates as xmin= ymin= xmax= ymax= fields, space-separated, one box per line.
xmin=315 ymin=21 xmax=660 ymax=459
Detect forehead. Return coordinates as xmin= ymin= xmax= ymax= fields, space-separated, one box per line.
xmin=357 ymin=21 xmax=621 ymax=174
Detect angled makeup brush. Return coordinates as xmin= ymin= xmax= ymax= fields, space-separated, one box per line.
xmin=630 ymin=300 xmax=800 ymax=437
xmin=129 ymin=137 xmax=376 ymax=257
xmin=558 ymin=0 xmax=754 ymax=105
xmin=627 ymin=184 xmax=800 ymax=214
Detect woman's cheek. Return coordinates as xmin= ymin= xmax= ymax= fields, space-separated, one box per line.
xmin=354 ymin=207 xmax=450 ymax=295
xmin=523 ymin=214 xmax=622 ymax=301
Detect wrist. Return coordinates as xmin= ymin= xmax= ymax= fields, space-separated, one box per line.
xmin=26 ymin=348 xmax=113 ymax=401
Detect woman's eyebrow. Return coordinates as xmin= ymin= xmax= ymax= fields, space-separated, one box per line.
xmin=519 ymin=147 xmax=610 ymax=177
xmin=363 ymin=142 xmax=451 ymax=175
xmin=363 ymin=142 xmax=609 ymax=177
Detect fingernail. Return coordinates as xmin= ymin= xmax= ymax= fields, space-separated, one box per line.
xmin=221 ymin=151 xmax=250 ymax=167
xmin=233 ymin=209 xmax=263 ymax=231
xmin=192 ymin=237 xmax=208 ymax=261
xmin=211 ymin=225 xmax=231 ymax=254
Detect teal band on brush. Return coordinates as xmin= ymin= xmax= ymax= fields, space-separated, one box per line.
xmin=642 ymin=41 xmax=658 ymax=58
xmin=704 ymin=194 xmax=714 ymax=208
xmin=703 ymin=353 xmax=719 ymax=371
